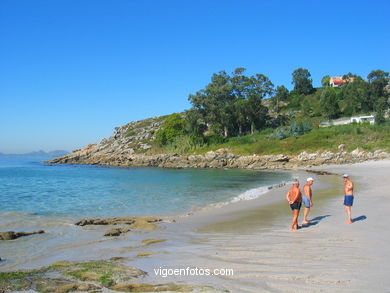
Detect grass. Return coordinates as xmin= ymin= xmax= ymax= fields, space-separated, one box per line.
xmin=48 ymin=260 xmax=119 ymax=287
xmin=0 ymin=270 xmax=45 ymax=291
xmin=0 ymin=271 xmax=29 ymax=281
xmin=100 ymin=273 xmax=115 ymax=287
xmin=190 ymin=123 xmax=390 ymax=155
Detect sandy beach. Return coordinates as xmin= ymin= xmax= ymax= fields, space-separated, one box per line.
xmin=126 ymin=160 xmax=390 ymax=292
xmin=2 ymin=160 xmax=390 ymax=293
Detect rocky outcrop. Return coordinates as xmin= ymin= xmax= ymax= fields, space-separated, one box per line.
xmin=0 ymin=230 xmax=45 ymax=240
xmin=0 ymin=259 xmax=225 ymax=293
xmin=75 ymin=216 xmax=161 ymax=227
xmin=47 ymin=113 xmax=390 ymax=170
xmin=66 ymin=116 xmax=165 ymax=159
xmin=75 ymin=216 xmax=162 ymax=236
xmin=49 ymin=145 xmax=390 ymax=170
xmin=104 ymin=227 xmax=131 ymax=237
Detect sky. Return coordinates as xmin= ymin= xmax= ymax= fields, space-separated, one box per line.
xmin=0 ymin=0 xmax=389 ymax=153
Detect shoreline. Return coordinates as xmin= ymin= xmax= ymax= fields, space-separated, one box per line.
xmin=0 ymin=168 xmax=296 ymax=273
xmin=2 ymin=159 xmax=390 ymax=292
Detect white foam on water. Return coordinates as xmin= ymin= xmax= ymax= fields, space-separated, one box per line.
xmin=180 ymin=180 xmax=293 ymax=218
xmin=230 ymin=185 xmax=272 ymax=203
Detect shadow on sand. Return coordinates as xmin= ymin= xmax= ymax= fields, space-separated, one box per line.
xmin=352 ymin=215 xmax=367 ymax=223
xmin=301 ymin=215 xmax=331 ymax=229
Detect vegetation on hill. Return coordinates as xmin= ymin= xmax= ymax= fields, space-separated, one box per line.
xmin=193 ymin=123 xmax=390 ymax=155
xmin=146 ymin=68 xmax=389 ymax=155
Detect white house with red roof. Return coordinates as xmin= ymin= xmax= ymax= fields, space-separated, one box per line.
xmin=329 ymin=76 xmax=355 ymax=87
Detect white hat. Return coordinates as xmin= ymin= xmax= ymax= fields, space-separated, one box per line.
xmin=307 ymin=177 xmax=314 ymax=182
xmin=342 ymin=174 xmax=349 ymax=178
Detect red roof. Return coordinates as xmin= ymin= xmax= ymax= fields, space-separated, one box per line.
xmin=333 ymin=80 xmax=345 ymax=84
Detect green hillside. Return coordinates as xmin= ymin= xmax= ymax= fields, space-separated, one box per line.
xmin=139 ymin=68 xmax=389 ymax=156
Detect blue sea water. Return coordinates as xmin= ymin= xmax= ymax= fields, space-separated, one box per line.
xmin=0 ymin=156 xmax=291 ymax=219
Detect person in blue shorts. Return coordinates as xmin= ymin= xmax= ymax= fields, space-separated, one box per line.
xmin=343 ymin=174 xmax=354 ymax=224
xmin=302 ymin=177 xmax=314 ymax=225
xmin=286 ymin=180 xmax=302 ymax=231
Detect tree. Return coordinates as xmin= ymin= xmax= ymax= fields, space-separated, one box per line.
xmin=188 ymin=71 xmax=235 ymax=137
xmin=342 ymin=72 xmax=356 ymax=84
xmin=340 ymin=75 xmax=369 ymax=114
xmin=321 ymin=75 xmax=330 ymax=87
xmin=231 ymin=68 xmax=251 ymax=136
xmin=271 ymin=85 xmax=289 ymax=113
xmin=184 ymin=108 xmax=206 ymax=135
xmin=367 ymin=70 xmax=390 ymax=106
xmin=292 ymin=68 xmax=314 ymax=95
xmin=245 ymin=74 xmax=273 ymax=133
xmin=320 ymin=87 xmax=340 ymax=120
xmin=188 ymin=69 xmax=273 ymax=137
xmin=234 ymin=99 xmax=249 ymax=136
xmin=375 ymin=97 xmax=387 ymax=125
xmin=301 ymin=98 xmax=312 ymax=116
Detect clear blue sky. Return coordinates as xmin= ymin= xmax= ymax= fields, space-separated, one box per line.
xmin=1 ymin=0 xmax=389 ymax=153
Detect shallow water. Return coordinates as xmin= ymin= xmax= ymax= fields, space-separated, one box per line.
xmin=0 ymin=156 xmax=291 ymax=270
xmin=0 ymin=156 xmax=291 ymax=219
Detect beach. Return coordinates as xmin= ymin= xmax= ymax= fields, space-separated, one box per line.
xmin=151 ymin=159 xmax=389 ymax=292
xmin=1 ymin=160 xmax=390 ymax=292
xmin=107 ymin=160 xmax=390 ymax=293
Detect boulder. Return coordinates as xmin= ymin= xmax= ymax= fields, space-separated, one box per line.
xmin=104 ymin=227 xmax=131 ymax=237
xmin=351 ymin=148 xmax=366 ymax=158
xmin=0 ymin=230 xmax=45 ymax=240
xmin=338 ymin=144 xmax=346 ymax=151
xmin=320 ymin=150 xmax=335 ymax=160
xmin=298 ymin=151 xmax=317 ymax=161
xmin=204 ymin=151 xmax=217 ymax=160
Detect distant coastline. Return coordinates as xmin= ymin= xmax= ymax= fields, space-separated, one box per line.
xmin=0 ymin=150 xmax=69 ymax=158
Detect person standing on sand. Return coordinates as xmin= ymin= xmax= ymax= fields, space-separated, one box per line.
xmin=343 ymin=174 xmax=354 ymax=224
xmin=302 ymin=177 xmax=314 ymax=225
xmin=286 ymin=180 xmax=302 ymax=231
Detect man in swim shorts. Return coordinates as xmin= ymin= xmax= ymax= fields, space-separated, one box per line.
xmin=286 ymin=180 xmax=302 ymax=231
xmin=343 ymin=174 xmax=354 ymax=224
xmin=302 ymin=177 xmax=314 ymax=225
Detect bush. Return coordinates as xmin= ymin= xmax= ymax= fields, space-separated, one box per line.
xmin=155 ymin=113 xmax=187 ymax=146
xmin=205 ymin=134 xmax=226 ymax=145
xmin=165 ymin=135 xmax=205 ymax=154
xmin=269 ymin=120 xmax=313 ymax=140
xmin=273 ymin=128 xmax=289 ymax=139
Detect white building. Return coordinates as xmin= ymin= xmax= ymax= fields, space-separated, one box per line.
xmin=350 ymin=115 xmax=375 ymax=124
xmin=329 ymin=76 xmax=355 ymax=87
xmin=320 ymin=115 xmax=376 ymax=127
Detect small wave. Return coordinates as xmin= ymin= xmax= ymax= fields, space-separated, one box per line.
xmin=180 ymin=180 xmax=293 ymax=217
xmin=230 ymin=180 xmax=291 ymax=203
xmin=230 ymin=186 xmax=272 ymax=203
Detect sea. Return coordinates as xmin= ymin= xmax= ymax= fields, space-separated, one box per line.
xmin=0 ymin=156 xmax=292 ymax=270
xmin=0 ymin=156 xmax=291 ymax=219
